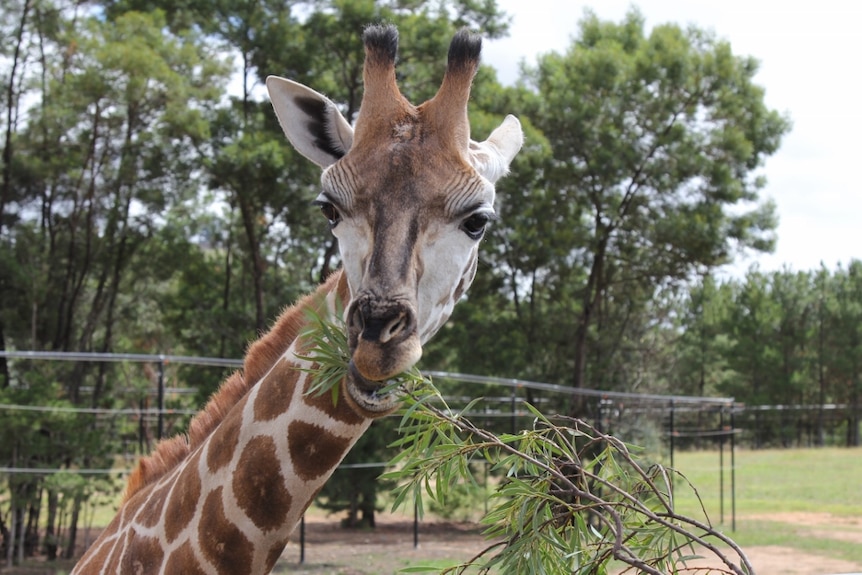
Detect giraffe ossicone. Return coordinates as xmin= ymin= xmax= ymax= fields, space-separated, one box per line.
xmin=72 ymin=24 xmax=522 ymax=574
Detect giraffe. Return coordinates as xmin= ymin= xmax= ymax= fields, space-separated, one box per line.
xmin=71 ymin=24 xmax=522 ymax=575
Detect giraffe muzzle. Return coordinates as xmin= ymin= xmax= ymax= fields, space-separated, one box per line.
xmin=346 ymin=295 xmax=422 ymax=383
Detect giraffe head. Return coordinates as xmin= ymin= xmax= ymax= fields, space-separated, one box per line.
xmin=266 ymin=25 xmax=522 ymax=416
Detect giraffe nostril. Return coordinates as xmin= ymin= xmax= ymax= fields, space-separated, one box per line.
xmin=350 ymin=306 xmax=365 ymax=332
xmin=380 ymin=312 xmax=407 ymax=343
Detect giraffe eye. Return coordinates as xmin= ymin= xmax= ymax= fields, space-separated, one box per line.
xmin=316 ymin=201 xmax=341 ymax=228
xmin=461 ymin=212 xmax=491 ymax=240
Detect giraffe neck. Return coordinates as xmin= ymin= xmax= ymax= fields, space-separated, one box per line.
xmin=72 ymin=271 xmax=378 ymax=575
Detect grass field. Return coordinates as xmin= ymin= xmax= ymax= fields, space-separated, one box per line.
xmin=672 ymin=446 xmax=862 ymax=567
xmin=674 ymin=446 xmax=862 ymax=517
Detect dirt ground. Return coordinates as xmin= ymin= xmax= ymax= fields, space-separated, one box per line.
xmin=3 ymin=511 xmax=861 ymax=574
xmin=276 ymin=517 xmax=492 ymax=574
xmin=273 ymin=511 xmax=862 ymax=575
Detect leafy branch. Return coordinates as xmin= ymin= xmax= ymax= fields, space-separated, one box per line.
xmin=301 ymin=311 xmax=754 ymax=574
xmin=295 ymin=303 xmax=351 ymax=406
xmin=385 ymin=381 xmax=754 ymax=575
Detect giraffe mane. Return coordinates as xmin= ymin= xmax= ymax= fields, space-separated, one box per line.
xmin=123 ymin=271 xmax=347 ymax=502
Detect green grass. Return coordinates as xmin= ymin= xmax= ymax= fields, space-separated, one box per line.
xmin=671 ymin=447 xmax=862 ymax=565
xmin=672 ymin=447 xmax=862 ymax=518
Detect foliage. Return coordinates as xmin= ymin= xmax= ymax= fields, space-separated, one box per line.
xmin=385 ymin=379 xmax=754 ymax=574
xmin=426 ymin=467 xmax=488 ymax=522
xmin=304 ymin=311 xmax=752 ymax=573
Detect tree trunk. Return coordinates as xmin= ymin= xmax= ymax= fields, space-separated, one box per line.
xmin=25 ymin=496 xmax=40 ymax=558
xmin=219 ymin=210 xmax=234 ymax=358
xmin=0 ymin=320 xmax=9 ymax=388
xmin=44 ymin=489 xmax=58 ymax=560
xmin=849 ymin=379 xmax=860 ymax=448
xmin=817 ymin=296 xmax=826 ymax=446
xmin=0 ymin=512 xmax=10 ymax=562
xmin=1 ymin=0 xmax=32 ymax=387
xmin=6 ymin=444 xmax=19 ymax=567
xmin=63 ymin=495 xmax=81 ymax=560
xmin=344 ymin=478 xmax=360 ymax=528
xmin=5 ymin=503 xmax=16 ymax=568
xmin=237 ymin=193 xmax=266 ymax=333
xmin=1 ymin=0 xmax=31 ymax=235
xmin=15 ymin=504 xmax=24 ymax=565
xmin=360 ymin=504 xmax=376 ymax=528
xmin=571 ymin=220 xmax=609 ymax=416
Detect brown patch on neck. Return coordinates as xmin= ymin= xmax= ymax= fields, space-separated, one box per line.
xmin=287 ymin=420 xmax=353 ymax=482
xmin=120 ymin=532 xmax=164 ymax=574
xmin=165 ymin=541 xmax=208 ymax=575
xmin=132 ymin=474 xmax=173 ymax=528
xmin=123 ymin=271 xmax=345 ymax=502
xmin=301 ymin=367 xmax=366 ymax=426
xmin=164 ymin=448 xmax=203 ymax=542
xmin=253 ymin=355 xmax=366 ymax=426
xmin=265 ymin=538 xmax=290 ymax=573
xmin=198 ymin=487 xmax=253 ymax=573
xmin=232 ymin=434 xmax=293 ymax=532
xmin=252 ymin=360 xmax=301 ymax=422
xmin=205 ymin=395 xmax=246 ymax=473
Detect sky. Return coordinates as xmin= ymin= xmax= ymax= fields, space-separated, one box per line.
xmin=481 ymin=0 xmax=862 ymax=277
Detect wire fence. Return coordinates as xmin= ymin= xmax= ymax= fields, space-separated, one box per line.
xmin=3 ymin=349 xmax=859 ymax=565
xmin=0 ymin=350 xmax=740 ymax=465
xmin=1 ymin=350 xmax=747 ymax=561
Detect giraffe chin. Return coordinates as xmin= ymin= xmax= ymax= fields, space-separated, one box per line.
xmin=344 ymin=361 xmax=400 ymax=417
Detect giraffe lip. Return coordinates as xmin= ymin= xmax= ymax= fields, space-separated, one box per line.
xmin=348 ymin=361 xmax=385 ymax=392
xmin=346 ymin=361 xmax=399 ymax=414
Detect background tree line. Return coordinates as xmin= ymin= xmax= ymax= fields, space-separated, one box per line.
xmin=3 ymin=0 xmax=857 ymax=564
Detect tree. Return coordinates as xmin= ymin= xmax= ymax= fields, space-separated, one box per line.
xmin=664 ymin=274 xmax=734 ymax=397
xmin=824 ymin=262 xmax=862 ymax=446
xmin=518 ymin=9 xmax=789 ymax=396
xmin=0 ymin=5 xmax=229 ymax=559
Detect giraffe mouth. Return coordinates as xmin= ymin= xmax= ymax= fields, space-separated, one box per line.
xmin=345 ymin=360 xmax=400 ymax=416
xmin=343 ymin=293 xmax=422 ymax=416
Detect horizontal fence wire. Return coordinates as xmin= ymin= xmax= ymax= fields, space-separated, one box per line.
xmin=0 ymin=350 xmax=741 ymax=476
xmin=0 ymin=351 xmax=734 ymax=405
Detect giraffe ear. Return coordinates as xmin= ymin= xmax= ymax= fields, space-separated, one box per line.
xmin=266 ymin=75 xmax=354 ymax=168
xmin=468 ymin=115 xmax=524 ymax=183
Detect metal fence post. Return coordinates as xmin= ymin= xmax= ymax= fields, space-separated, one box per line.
xmin=669 ymin=400 xmax=675 ymax=469
xmin=299 ymin=514 xmax=306 ymax=563
xmin=157 ymin=355 xmax=166 ymax=440
xmin=719 ymin=406 xmax=725 ymax=525
xmin=731 ymin=406 xmax=737 ymax=531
